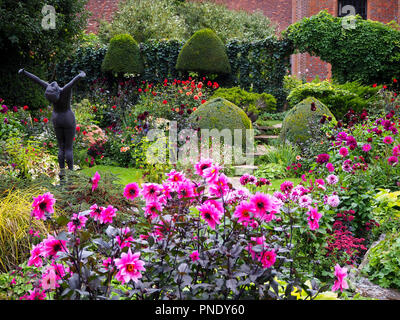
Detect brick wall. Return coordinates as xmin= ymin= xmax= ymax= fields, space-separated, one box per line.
xmin=369 ymin=0 xmax=399 ymax=23
xmin=85 ymin=0 xmax=121 ymax=34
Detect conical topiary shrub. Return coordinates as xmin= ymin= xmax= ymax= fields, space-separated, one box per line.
xmin=102 ymin=33 xmax=144 ymax=75
xmin=176 ymin=28 xmax=231 ymax=75
xmin=280 ymin=97 xmax=336 ymax=148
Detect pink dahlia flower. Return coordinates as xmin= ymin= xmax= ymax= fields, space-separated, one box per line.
xmin=190 ymin=250 xmax=200 ymax=262
xmin=362 ymin=144 xmax=371 ymax=152
xmin=140 ymin=183 xmax=162 ymax=202
xmin=116 ymin=227 xmax=134 ymax=249
xmin=197 ymin=202 xmax=222 ymax=229
xmin=27 ymin=243 xmax=44 ymax=268
xmin=326 ymin=174 xmax=339 ymax=185
xmin=42 ymin=235 xmax=68 ymax=259
xmin=194 ymin=158 xmax=213 ymax=177
xmin=326 ymin=162 xmax=335 ymax=172
xmin=123 ymin=182 xmax=140 ymax=201
xmin=67 ymin=213 xmax=88 ymax=233
xmin=250 ymin=192 xmax=281 ymax=222
xmin=259 ymin=249 xmax=277 ymax=269
xmin=144 ymin=201 xmax=163 ymax=219
xmin=234 ymin=201 xmax=255 ymax=224
xmin=91 ymin=171 xmax=101 ymax=192
xmin=327 ymin=195 xmax=340 ymax=208
xmin=114 ymin=249 xmax=146 ymax=284
xmin=339 ymin=147 xmax=349 ymax=157
xmin=89 ymin=203 xmax=104 ymax=222
xmin=209 ymin=173 xmax=230 ymax=197
xmin=203 ymin=164 xmax=222 ymax=183
xmin=99 ymin=205 xmax=117 ymax=224
xmin=383 ymin=136 xmax=394 ymax=144
xmin=332 ymin=264 xmax=349 ymax=292
xmin=306 ymin=207 xmax=322 ymax=231
xmin=31 ymin=192 xmax=56 ymax=220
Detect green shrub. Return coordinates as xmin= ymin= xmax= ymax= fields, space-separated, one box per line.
xmin=284 ymin=10 xmax=400 ymax=84
xmin=287 ymin=79 xmax=380 ymax=119
xmin=254 ymin=162 xmax=287 ymax=180
xmin=102 ymin=34 xmax=144 ymax=75
xmin=364 ymin=232 xmax=400 ymax=289
xmin=256 ymin=143 xmax=300 ymax=168
xmin=210 ymin=87 xmax=276 ymax=117
xmin=176 ymin=29 xmax=231 ymax=75
xmin=189 ymin=97 xmax=251 ymax=147
xmin=372 ymin=190 xmax=400 ymax=236
xmin=280 ymin=97 xmax=335 ymax=148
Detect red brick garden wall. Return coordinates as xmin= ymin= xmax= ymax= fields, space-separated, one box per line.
xmin=85 ymin=0 xmax=120 ymax=34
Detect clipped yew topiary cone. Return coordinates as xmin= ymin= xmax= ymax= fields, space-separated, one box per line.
xmin=280 ymin=96 xmax=336 ymax=148
xmin=102 ymin=33 xmax=144 ymax=75
xmin=176 ymin=28 xmax=231 ymax=75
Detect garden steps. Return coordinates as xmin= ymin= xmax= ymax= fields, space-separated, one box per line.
xmin=232 ymin=164 xmax=258 ymax=176
xmin=254 ymin=123 xmax=282 ymax=131
xmin=254 ymin=135 xmax=279 ymax=143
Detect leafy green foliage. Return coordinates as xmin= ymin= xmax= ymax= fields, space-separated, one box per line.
xmin=364 ymin=232 xmax=400 ymax=289
xmin=254 ymin=163 xmax=287 ymax=180
xmin=97 ymin=0 xmax=275 ymax=44
xmin=210 ymin=87 xmax=277 ymax=117
xmin=176 ymin=29 xmax=231 ymax=75
xmin=102 ymin=34 xmax=144 ymax=75
xmin=372 ymin=190 xmax=400 ymax=235
xmin=0 ymin=0 xmax=88 ymax=109
xmin=287 ymin=79 xmax=381 ymax=119
xmin=283 ymin=10 xmax=400 ymax=84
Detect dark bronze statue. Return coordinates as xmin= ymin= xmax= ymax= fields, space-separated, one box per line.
xmin=18 ymin=68 xmax=86 ymax=179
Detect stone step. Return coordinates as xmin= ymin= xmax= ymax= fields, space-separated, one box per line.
xmin=255 ymin=135 xmax=279 ymax=141
xmin=233 ymin=164 xmax=258 ymax=176
xmin=255 ymin=123 xmax=282 ymax=131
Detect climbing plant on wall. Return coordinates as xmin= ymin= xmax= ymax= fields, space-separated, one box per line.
xmin=283 ymin=10 xmax=400 ymax=85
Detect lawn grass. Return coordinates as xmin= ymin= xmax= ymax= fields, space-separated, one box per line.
xmin=79 ymin=165 xmax=143 ymax=188
xmin=269 ymin=178 xmax=302 ymax=191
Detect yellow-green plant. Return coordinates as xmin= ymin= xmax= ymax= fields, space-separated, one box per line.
xmin=0 ymin=187 xmax=49 ymax=272
xmin=5 ymin=135 xmax=58 ymax=179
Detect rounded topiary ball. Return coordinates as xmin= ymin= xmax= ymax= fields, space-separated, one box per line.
xmin=189 ymin=97 xmax=252 ymax=147
xmin=101 ymin=33 xmax=144 ymax=75
xmin=280 ymin=97 xmax=336 ymax=147
xmin=176 ymin=28 xmax=231 ymax=75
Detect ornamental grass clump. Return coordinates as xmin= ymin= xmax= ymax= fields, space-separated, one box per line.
xmin=0 ymin=188 xmax=48 ymax=273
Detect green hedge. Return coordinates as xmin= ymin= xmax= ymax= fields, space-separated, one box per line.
xmin=287 ymin=79 xmax=381 ymax=119
xmin=56 ymin=37 xmax=293 ymax=110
